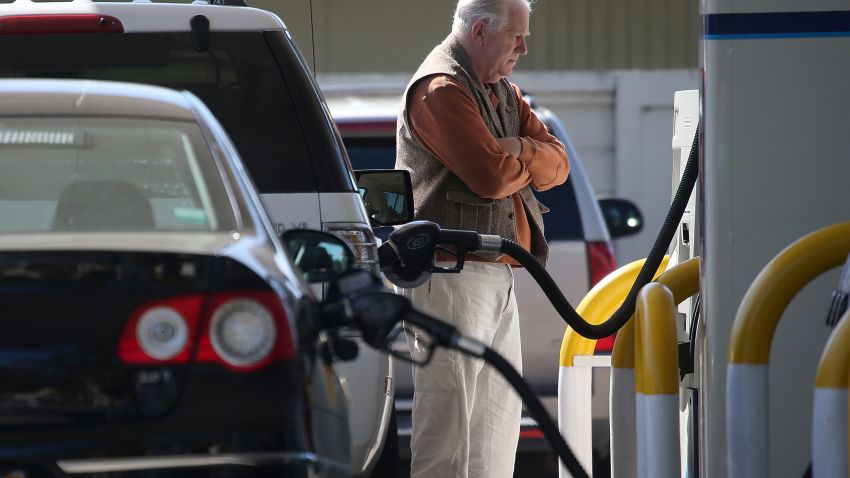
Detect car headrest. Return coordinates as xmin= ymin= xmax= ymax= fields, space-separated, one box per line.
xmin=52 ymin=180 xmax=154 ymax=231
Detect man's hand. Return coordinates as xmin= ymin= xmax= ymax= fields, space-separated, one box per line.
xmin=495 ymin=136 xmax=522 ymax=158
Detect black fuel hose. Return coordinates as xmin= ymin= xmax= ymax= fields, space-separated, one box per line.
xmin=400 ymin=305 xmax=590 ymax=478
xmin=326 ymin=282 xmax=590 ymax=478
xmin=479 ymin=345 xmax=589 ymax=478
xmin=502 ymin=128 xmax=699 ymax=339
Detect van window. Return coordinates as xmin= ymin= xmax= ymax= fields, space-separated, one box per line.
xmin=0 ymin=32 xmax=315 ymax=194
xmin=533 ymin=179 xmax=583 ymax=240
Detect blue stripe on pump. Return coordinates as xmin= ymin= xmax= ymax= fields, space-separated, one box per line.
xmin=705 ymin=11 xmax=850 ymax=39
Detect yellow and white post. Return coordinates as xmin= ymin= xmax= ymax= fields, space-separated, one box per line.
xmin=634 ymin=283 xmax=679 ymax=478
xmin=812 ymin=309 xmax=850 ymax=478
xmin=559 ymin=257 xmax=669 ymax=477
xmin=609 ymin=257 xmax=699 ymax=478
xmin=726 ymin=221 xmax=850 ymax=478
xmin=610 ymin=317 xmax=637 ymax=478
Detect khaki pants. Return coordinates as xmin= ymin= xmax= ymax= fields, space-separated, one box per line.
xmin=404 ymin=261 xmax=522 ymax=478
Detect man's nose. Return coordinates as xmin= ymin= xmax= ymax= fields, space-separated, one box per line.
xmin=516 ymin=36 xmax=528 ymax=55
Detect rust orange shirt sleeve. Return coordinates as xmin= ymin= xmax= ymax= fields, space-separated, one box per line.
xmin=408 ymin=75 xmax=532 ymax=199
xmin=511 ymin=84 xmax=570 ymax=192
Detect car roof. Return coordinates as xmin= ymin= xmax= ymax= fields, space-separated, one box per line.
xmin=324 ymin=93 xmax=401 ymax=136
xmin=325 ymin=94 xmax=401 ymax=123
xmin=0 ymin=1 xmax=285 ymax=32
xmin=0 ymin=79 xmax=196 ymax=120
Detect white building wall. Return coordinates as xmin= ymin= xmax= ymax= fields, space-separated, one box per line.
xmin=512 ymin=70 xmax=700 ymax=264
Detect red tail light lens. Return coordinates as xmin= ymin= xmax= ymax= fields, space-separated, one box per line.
xmin=519 ymin=427 xmax=544 ymax=440
xmin=587 ymin=241 xmax=618 ymax=353
xmin=335 ymin=121 xmax=397 ymax=135
xmin=196 ymin=291 xmax=295 ymax=371
xmin=119 ymin=291 xmax=294 ymax=371
xmin=119 ymin=295 xmax=204 ymax=364
xmin=587 ymin=240 xmax=616 ymax=287
xmin=0 ymin=15 xmax=124 ymax=34
xmin=594 ymin=333 xmax=617 ymax=353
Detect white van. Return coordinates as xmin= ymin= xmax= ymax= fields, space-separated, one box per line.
xmin=0 ymin=3 xmax=402 ymax=476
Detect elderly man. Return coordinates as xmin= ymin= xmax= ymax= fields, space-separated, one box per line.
xmin=394 ymin=0 xmax=570 ymax=476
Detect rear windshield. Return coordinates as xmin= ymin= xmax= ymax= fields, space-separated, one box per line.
xmin=342 ymin=136 xmax=584 ymax=241
xmin=0 ymin=32 xmax=320 ymax=194
xmin=0 ymin=117 xmax=237 ymax=233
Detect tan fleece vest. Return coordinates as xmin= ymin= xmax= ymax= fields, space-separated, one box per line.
xmin=395 ymin=35 xmax=549 ymax=266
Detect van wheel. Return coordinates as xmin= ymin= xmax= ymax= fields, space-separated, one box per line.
xmin=370 ymin=403 xmax=400 ymax=477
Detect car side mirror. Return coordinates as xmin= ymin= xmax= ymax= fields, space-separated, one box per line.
xmin=598 ymin=197 xmax=644 ymax=239
xmin=280 ymin=229 xmax=355 ymax=283
xmin=354 ymin=169 xmax=414 ymax=227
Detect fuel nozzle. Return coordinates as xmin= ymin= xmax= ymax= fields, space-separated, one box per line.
xmin=321 ymin=269 xmax=462 ymax=362
xmin=826 ymin=252 xmax=850 ymax=327
xmin=376 ymin=221 xmax=439 ymax=287
xmin=376 ymin=221 xmax=502 ymax=288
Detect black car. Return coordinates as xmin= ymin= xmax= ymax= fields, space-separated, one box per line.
xmin=0 ymin=79 xmax=351 ymax=477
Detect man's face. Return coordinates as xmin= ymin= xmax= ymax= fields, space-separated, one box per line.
xmin=477 ymin=2 xmax=530 ymax=84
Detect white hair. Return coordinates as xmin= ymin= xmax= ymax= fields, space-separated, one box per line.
xmin=451 ymin=0 xmax=532 ymax=36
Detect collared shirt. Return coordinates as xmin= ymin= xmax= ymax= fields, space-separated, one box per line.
xmin=408 ymin=74 xmax=569 ymax=265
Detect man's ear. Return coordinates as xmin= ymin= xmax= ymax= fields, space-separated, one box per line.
xmin=471 ymin=20 xmax=487 ymax=43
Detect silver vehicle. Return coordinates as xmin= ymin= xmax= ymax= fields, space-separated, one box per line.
xmin=0 ymin=3 xmax=400 ymax=475
xmin=0 ymin=78 xmax=352 ymax=476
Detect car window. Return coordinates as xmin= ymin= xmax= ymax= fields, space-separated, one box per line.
xmin=533 ymin=177 xmax=583 ymax=240
xmin=0 ymin=117 xmax=237 ymax=233
xmin=342 ymin=137 xmax=398 ymax=170
xmin=342 ymin=135 xmax=584 ymax=240
xmin=0 ymin=32 xmax=316 ymax=194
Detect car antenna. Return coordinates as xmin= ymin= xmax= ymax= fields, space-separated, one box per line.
xmin=309 ymin=0 xmax=317 ymax=76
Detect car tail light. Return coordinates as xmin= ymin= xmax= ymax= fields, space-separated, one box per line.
xmin=587 ymin=240 xmax=616 ymax=287
xmin=0 ymin=15 xmax=124 ymax=34
xmin=137 ymin=307 xmax=190 ymax=360
xmin=208 ymin=299 xmax=276 ymax=367
xmin=119 ymin=295 xmax=204 ymax=364
xmin=594 ymin=333 xmax=617 ymax=353
xmin=519 ymin=427 xmax=544 ymax=440
xmin=325 ymin=223 xmax=380 ymax=274
xmin=336 ymin=120 xmax=397 ymax=135
xmin=195 ymin=291 xmax=295 ymax=371
xmin=587 ymin=240 xmax=618 ymax=353
xmin=119 ymin=291 xmax=294 ymax=371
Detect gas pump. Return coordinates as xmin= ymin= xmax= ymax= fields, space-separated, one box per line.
xmin=695 ymin=3 xmax=850 ymax=476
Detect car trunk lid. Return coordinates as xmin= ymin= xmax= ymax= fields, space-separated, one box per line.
xmin=0 ymin=250 xmax=210 ymax=425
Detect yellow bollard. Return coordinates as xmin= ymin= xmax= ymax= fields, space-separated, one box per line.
xmin=726 ymin=221 xmax=850 ymax=478
xmin=557 ymin=256 xmax=668 ymax=477
xmin=812 ymin=309 xmax=850 ymax=478
xmin=610 ymin=257 xmax=700 ymax=478
xmin=634 ymin=282 xmax=680 ymax=478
